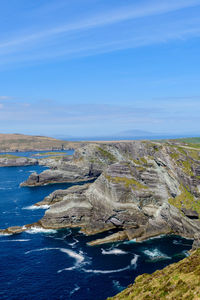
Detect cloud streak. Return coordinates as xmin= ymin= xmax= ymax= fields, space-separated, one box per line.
xmin=0 ymin=0 xmax=200 ymax=66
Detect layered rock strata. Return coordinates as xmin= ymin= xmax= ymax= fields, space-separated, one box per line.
xmin=1 ymin=141 xmax=200 ymax=247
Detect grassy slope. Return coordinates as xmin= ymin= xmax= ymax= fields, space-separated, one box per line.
xmin=109 ymin=249 xmax=200 ymax=300
xmin=0 ymin=134 xmax=79 ymax=151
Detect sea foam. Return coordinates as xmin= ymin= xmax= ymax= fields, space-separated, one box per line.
xmin=143 ymin=248 xmax=171 ymax=260
xmin=82 ymin=266 xmax=130 ymax=274
xmin=26 ymin=227 xmax=57 ymax=234
xmin=23 ymin=205 xmax=50 ymax=210
xmin=101 ymin=248 xmax=127 ymax=255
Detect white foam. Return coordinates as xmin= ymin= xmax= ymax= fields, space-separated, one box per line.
xmin=25 ymin=247 xmax=85 ymax=273
xmin=26 ymin=227 xmax=57 ymax=234
xmin=57 ymin=266 xmax=76 ymax=273
xmin=23 ymin=205 xmax=50 ymax=210
xmin=83 ymin=266 xmax=129 ymax=274
xmin=131 ymin=254 xmax=139 ymax=269
xmin=0 ymin=233 xmax=12 ymax=236
xmin=0 ymin=239 xmax=30 ymax=242
xmin=124 ymin=239 xmax=136 ymax=244
xmin=68 ymin=238 xmax=78 ymax=247
xmin=70 ymin=285 xmax=80 ymax=296
xmin=60 ymin=248 xmax=84 ymax=264
xmin=112 ymin=280 xmax=124 ymax=291
xmin=143 ymin=248 xmax=171 ymax=260
xmin=182 ymin=250 xmax=190 ymax=257
xmin=101 ymin=248 xmax=127 ymax=255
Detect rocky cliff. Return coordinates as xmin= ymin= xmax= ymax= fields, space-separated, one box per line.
xmin=1 ymin=140 xmax=200 ymax=247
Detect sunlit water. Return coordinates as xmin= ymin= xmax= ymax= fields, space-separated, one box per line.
xmin=0 ymin=154 xmax=193 ymax=300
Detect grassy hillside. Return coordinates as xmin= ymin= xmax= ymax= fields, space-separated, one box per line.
xmin=108 ymin=249 xmax=200 ymax=300
xmin=0 ymin=134 xmax=79 ymax=152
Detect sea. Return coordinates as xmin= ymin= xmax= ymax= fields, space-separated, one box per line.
xmin=0 ymin=151 xmax=193 ymax=300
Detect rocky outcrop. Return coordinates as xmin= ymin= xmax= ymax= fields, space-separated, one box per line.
xmin=0 ymin=155 xmax=38 ymax=167
xmin=2 ymin=140 xmax=200 ymax=247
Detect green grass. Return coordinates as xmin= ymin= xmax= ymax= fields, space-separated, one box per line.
xmin=0 ymin=154 xmax=20 ymax=159
xmin=97 ymin=147 xmax=116 ymax=162
xmin=105 ymin=175 xmax=148 ymax=189
xmin=168 ymin=185 xmax=200 ymax=218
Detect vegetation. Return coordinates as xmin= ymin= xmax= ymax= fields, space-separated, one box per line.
xmin=168 ymin=185 xmax=200 ymax=218
xmin=0 ymin=154 xmax=20 ymax=159
xmin=97 ymin=147 xmax=116 ymax=162
xmin=108 ymin=249 xmax=200 ymax=300
xmin=106 ymin=175 xmax=148 ymax=189
xmin=0 ymin=133 xmax=78 ymax=152
xmin=34 ymin=152 xmax=67 ymax=156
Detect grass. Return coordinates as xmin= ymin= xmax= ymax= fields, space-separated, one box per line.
xmin=0 ymin=154 xmax=21 ymax=159
xmin=108 ymin=248 xmax=200 ymax=300
xmin=168 ymin=185 xmax=200 ymax=218
xmin=34 ymin=152 xmax=66 ymax=156
xmin=105 ymin=175 xmax=148 ymax=189
xmin=97 ymin=147 xmax=116 ymax=162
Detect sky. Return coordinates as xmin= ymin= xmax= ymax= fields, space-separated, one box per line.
xmin=0 ymin=0 xmax=200 ymax=138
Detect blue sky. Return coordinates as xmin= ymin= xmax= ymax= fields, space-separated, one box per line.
xmin=0 ymin=0 xmax=200 ymax=138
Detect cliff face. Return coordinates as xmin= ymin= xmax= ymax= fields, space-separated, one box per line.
xmin=1 ymin=140 xmax=200 ymax=245
xmin=108 ymin=248 xmax=200 ymax=300
xmin=36 ymin=141 xmax=200 ymax=244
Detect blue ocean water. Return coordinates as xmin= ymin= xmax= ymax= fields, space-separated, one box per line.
xmin=0 ymin=156 xmax=193 ymax=300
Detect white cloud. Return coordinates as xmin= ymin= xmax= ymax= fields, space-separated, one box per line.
xmin=0 ymin=0 xmax=200 ymax=66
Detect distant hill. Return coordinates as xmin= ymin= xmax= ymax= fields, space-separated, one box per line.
xmin=0 ymin=134 xmax=80 ymax=152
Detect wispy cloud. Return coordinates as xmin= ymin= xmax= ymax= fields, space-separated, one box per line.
xmin=0 ymin=0 xmax=200 ymax=66
xmin=0 ymin=96 xmax=13 ymax=100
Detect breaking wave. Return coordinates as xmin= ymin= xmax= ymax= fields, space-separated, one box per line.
xmin=26 ymin=227 xmax=57 ymax=234
xmin=23 ymin=205 xmax=50 ymax=210
xmin=0 ymin=239 xmax=30 ymax=242
xmin=101 ymin=248 xmax=127 ymax=255
xmin=82 ymin=266 xmax=130 ymax=274
xmin=143 ymin=248 xmax=171 ymax=260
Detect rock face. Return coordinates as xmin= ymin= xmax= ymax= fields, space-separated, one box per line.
xmin=38 ymin=141 xmax=200 ymax=244
xmin=0 ymin=156 xmax=38 ymax=167
xmin=3 ymin=140 xmax=200 ymax=246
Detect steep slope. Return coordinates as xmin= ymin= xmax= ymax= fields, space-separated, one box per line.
xmin=108 ymin=249 xmax=200 ymax=300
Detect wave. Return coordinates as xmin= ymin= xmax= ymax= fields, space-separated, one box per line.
xmin=68 ymin=238 xmax=79 ymax=247
xmin=124 ymin=239 xmax=136 ymax=244
xmin=112 ymin=280 xmax=124 ymax=292
xmin=182 ymin=250 xmax=190 ymax=257
xmin=70 ymin=285 xmax=80 ymax=296
xmin=143 ymin=248 xmax=171 ymax=260
xmin=82 ymin=266 xmax=130 ymax=274
xmin=26 ymin=226 xmax=57 ymax=234
xmin=0 ymin=233 xmax=12 ymax=236
xmin=0 ymin=187 xmax=12 ymax=190
xmin=101 ymin=248 xmax=127 ymax=255
xmin=131 ymin=254 xmax=139 ymax=269
xmin=60 ymin=248 xmax=84 ymax=264
xmin=0 ymin=239 xmax=30 ymax=242
xmin=172 ymin=239 xmax=192 ymax=247
xmin=25 ymin=247 xmax=85 ymax=274
xmin=23 ymin=205 xmax=50 ymax=210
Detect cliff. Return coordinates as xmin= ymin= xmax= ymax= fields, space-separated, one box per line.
xmin=1 ymin=139 xmax=200 ymax=248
